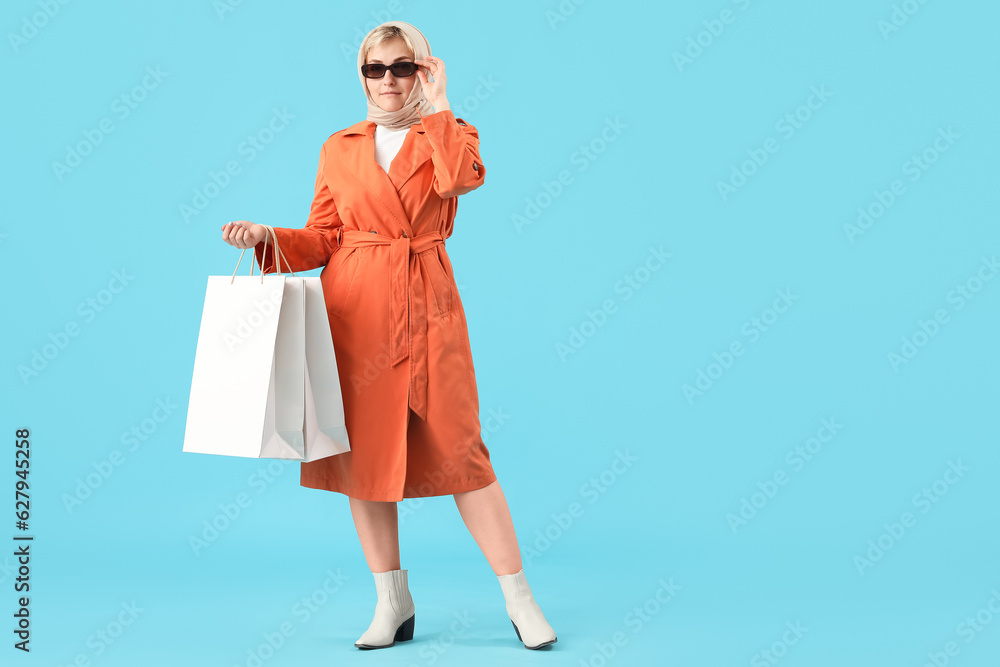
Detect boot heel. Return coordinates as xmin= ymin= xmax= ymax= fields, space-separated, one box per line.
xmin=511 ymin=619 xmax=522 ymax=642
xmin=395 ymin=614 xmax=415 ymax=642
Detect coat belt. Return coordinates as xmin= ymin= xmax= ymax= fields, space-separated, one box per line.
xmin=335 ymin=227 xmax=446 ymax=421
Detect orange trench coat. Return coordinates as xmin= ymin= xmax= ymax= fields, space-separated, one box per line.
xmin=252 ymin=109 xmax=497 ymax=502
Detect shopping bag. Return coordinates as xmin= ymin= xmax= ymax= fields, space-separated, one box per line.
xmin=182 ymin=225 xmax=350 ymax=461
xmin=260 ymin=226 xmax=350 ymax=458
xmin=302 ymin=277 xmax=351 ymax=459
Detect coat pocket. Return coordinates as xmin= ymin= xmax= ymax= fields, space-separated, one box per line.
xmin=424 ymin=247 xmax=453 ymax=320
xmin=323 ymin=247 xmax=360 ymax=319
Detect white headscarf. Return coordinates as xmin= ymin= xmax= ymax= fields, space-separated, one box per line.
xmin=357 ymin=21 xmax=435 ymax=130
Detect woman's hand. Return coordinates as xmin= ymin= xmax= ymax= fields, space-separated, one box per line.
xmin=221 ymin=221 xmax=267 ymax=249
xmin=415 ymin=56 xmax=448 ymax=109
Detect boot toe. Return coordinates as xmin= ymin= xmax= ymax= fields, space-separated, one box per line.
xmin=355 ymin=611 xmax=415 ymax=649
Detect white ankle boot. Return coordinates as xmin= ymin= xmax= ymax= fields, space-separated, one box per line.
xmin=497 ymin=568 xmax=557 ymax=649
xmin=354 ymin=568 xmax=416 ymax=649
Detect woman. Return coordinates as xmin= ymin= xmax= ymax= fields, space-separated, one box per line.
xmin=220 ymin=21 xmax=557 ymax=651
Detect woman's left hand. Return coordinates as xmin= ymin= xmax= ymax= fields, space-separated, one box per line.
xmin=415 ymin=56 xmax=447 ymax=108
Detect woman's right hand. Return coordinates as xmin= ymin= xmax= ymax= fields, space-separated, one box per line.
xmin=221 ymin=221 xmax=267 ymax=249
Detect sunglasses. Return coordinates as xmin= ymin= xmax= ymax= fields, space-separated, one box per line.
xmin=361 ymin=62 xmax=419 ymax=79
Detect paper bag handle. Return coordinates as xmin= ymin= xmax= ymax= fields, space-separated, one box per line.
xmin=230 ymin=224 xmax=296 ymax=284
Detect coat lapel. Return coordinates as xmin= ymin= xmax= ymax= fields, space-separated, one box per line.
xmin=340 ymin=119 xmax=433 ymax=237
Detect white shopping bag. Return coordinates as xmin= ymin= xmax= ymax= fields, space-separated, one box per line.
xmin=182 ymin=226 xmax=350 ymax=461
xmin=302 ymin=277 xmax=351 ymax=458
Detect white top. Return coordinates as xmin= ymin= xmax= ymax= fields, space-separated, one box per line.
xmin=373 ymin=123 xmax=410 ymax=173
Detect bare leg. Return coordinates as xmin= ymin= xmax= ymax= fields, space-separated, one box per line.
xmin=453 ymin=480 xmax=522 ymax=575
xmin=348 ymin=497 xmax=401 ymax=572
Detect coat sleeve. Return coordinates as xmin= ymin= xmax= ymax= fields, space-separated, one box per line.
xmin=420 ymin=109 xmax=486 ymax=198
xmin=254 ymin=142 xmax=342 ymax=274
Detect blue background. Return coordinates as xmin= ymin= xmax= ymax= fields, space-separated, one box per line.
xmin=4 ymin=1 xmax=999 ymax=665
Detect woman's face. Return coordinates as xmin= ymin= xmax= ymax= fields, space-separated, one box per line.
xmin=364 ymin=37 xmax=418 ymax=112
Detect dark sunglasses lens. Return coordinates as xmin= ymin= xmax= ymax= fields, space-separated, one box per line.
xmin=390 ymin=62 xmax=417 ymax=77
xmin=362 ymin=64 xmax=386 ymax=78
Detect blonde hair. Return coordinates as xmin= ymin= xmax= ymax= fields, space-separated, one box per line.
xmin=361 ymin=25 xmax=415 ymax=63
